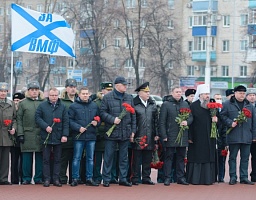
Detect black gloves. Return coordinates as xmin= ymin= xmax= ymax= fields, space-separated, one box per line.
xmin=18 ymin=135 xmax=25 ymax=144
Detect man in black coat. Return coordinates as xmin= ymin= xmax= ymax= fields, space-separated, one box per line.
xmin=159 ymin=87 xmax=193 ymax=186
xmin=35 ymin=88 xmax=69 ymax=187
xmin=220 ymin=85 xmax=256 ymax=185
xmin=131 ymin=82 xmax=158 ymax=185
xmin=100 ymin=76 xmax=136 ymax=187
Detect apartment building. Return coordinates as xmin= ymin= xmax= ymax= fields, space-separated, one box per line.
xmin=0 ymin=0 xmax=255 ymax=96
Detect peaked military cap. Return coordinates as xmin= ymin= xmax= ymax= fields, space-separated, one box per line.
xmin=101 ymin=82 xmax=113 ymax=90
xmin=185 ymin=89 xmax=196 ymax=97
xmin=135 ymin=82 xmax=150 ymax=92
xmin=27 ymin=81 xmax=40 ymax=90
xmin=65 ymin=79 xmax=77 ymax=87
xmin=0 ymin=82 xmax=8 ymax=91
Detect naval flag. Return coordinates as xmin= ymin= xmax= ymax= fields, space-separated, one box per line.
xmin=11 ymin=4 xmax=75 ymax=57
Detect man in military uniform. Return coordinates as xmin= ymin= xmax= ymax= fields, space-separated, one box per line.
xmin=0 ymin=82 xmax=16 ymax=185
xmin=17 ymin=81 xmax=45 ymax=185
xmin=11 ymin=92 xmax=25 ymax=184
xmin=59 ymin=79 xmax=78 ymax=184
xmin=93 ymin=82 xmax=118 ymax=184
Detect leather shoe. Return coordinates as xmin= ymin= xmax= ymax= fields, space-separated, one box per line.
xmin=43 ymin=180 xmax=50 ymax=187
xmin=229 ymin=179 xmax=237 ymax=185
xmin=53 ymin=181 xmax=62 ymax=187
xmin=35 ymin=180 xmax=43 ymax=185
xmin=110 ymin=179 xmax=118 ymax=184
xmin=240 ymin=179 xmax=255 ymax=185
xmin=70 ymin=179 xmax=78 ymax=187
xmin=103 ymin=181 xmax=110 ymax=187
xmin=164 ymin=178 xmax=171 ymax=186
xmin=132 ymin=181 xmax=139 ymax=185
xmin=119 ymin=181 xmax=132 ymax=187
xmin=142 ymin=180 xmax=155 ymax=185
xmin=177 ymin=178 xmax=189 ymax=185
xmin=22 ymin=180 xmax=31 ymax=185
xmin=0 ymin=181 xmax=12 ymax=185
xmin=86 ymin=179 xmax=99 ymax=186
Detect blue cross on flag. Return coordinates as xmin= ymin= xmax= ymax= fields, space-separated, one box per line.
xmin=11 ymin=4 xmax=75 ymax=57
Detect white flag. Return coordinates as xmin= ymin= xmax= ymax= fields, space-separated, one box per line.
xmin=11 ymin=4 xmax=75 ymax=57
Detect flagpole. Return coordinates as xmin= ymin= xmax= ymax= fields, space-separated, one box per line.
xmin=10 ymin=51 xmax=14 ymax=99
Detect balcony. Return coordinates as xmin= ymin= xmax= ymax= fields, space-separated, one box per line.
xmin=192 ymin=26 xmax=217 ymax=36
xmin=249 ymin=0 xmax=256 ymax=9
xmin=192 ymin=51 xmax=216 ymax=62
xmin=192 ymin=0 xmax=218 ymax=12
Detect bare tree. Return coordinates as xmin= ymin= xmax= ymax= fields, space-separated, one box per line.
xmin=145 ymin=2 xmax=184 ymax=96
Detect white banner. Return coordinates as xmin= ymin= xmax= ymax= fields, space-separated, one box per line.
xmin=11 ymin=4 xmax=75 ymax=57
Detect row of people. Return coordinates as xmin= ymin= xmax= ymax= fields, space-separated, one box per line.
xmin=1 ymin=79 xmax=256 ymax=187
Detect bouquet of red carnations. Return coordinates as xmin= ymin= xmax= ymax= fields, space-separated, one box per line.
xmin=106 ymin=103 xmax=135 ymax=137
xmin=75 ymin=116 xmax=100 ymax=139
xmin=226 ymin=108 xmax=252 ymax=134
xmin=175 ymin=108 xmax=191 ymax=145
xmin=44 ymin=118 xmax=61 ymax=147
xmin=207 ymin=102 xmax=223 ymax=138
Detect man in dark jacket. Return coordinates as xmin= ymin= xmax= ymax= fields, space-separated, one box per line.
xmin=131 ymin=82 xmax=158 ymax=185
xmin=35 ymin=88 xmax=69 ymax=187
xmin=159 ymin=87 xmax=193 ymax=186
xmin=0 ymin=82 xmax=16 ymax=185
xmin=69 ymin=87 xmax=100 ymax=187
xmin=220 ymin=85 xmax=256 ymax=185
xmin=100 ymin=76 xmax=136 ymax=187
xmin=59 ymin=78 xmax=78 ymax=184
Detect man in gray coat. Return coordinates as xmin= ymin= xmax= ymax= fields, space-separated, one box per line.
xmin=220 ymin=85 xmax=256 ymax=185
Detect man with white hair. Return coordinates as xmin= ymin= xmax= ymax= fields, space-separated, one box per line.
xmin=187 ymin=84 xmax=217 ymax=185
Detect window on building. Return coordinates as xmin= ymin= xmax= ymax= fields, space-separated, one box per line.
xmin=114 ymin=19 xmax=119 ymax=29
xmin=102 ymin=39 xmax=107 ymax=49
xmin=249 ymin=35 xmax=256 ymax=48
xmin=141 ymin=19 xmax=146 ymax=28
xmin=200 ymin=66 xmax=205 ymax=76
xmin=54 ymin=76 xmax=62 ymax=86
xmin=167 ymin=61 xmax=173 ymax=69
xmin=114 ymin=59 xmax=119 ymax=68
xmin=168 ymin=19 xmax=174 ymax=29
xmin=187 ymin=65 xmax=195 ymax=76
xmin=140 ymin=38 xmax=146 ymax=48
xmin=141 ymin=0 xmax=148 ymax=7
xmin=139 ymin=58 xmax=145 ymax=68
xmin=37 ymin=4 xmax=43 ymax=12
xmin=194 ymin=37 xmax=206 ymax=51
xmin=114 ymin=38 xmax=121 ymax=48
xmin=188 ymin=41 xmax=193 ymax=51
xmin=125 ymin=58 xmax=133 ymax=68
xmin=240 ymin=14 xmax=248 ymax=26
xmin=127 ymin=20 xmax=133 ymax=28
xmin=126 ymin=38 xmax=134 ymax=48
xmin=168 ymin=0 xmax=174 ymax=9
xmin=126 ymin=0 xmax=136 ymax=8
xmin=27 ymin=5 xmax=32 ymax=9
xmin=222 ymin=40 xmax=230 ymax=52
xmin=167 ymin=39 xmax=173 ymax=48
xmin=0 ymin=7 xmax=3 ymax=16
xmin=223 ymin=15 xmax=230 ymax=27
xmin=249 ymin=10 xmax=256 ymax=24
xmin=189 ymin=16 xmax=193 ymax=28
xmin=240 ymin=40 xmax=248 ymax=51
xmin=222 ymin=66 xmax=229 ymax=76
xmin=240 ymin=66 xmax=247 ymax=76
xmin=193 ymin=14 xmax=207 ymax=26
